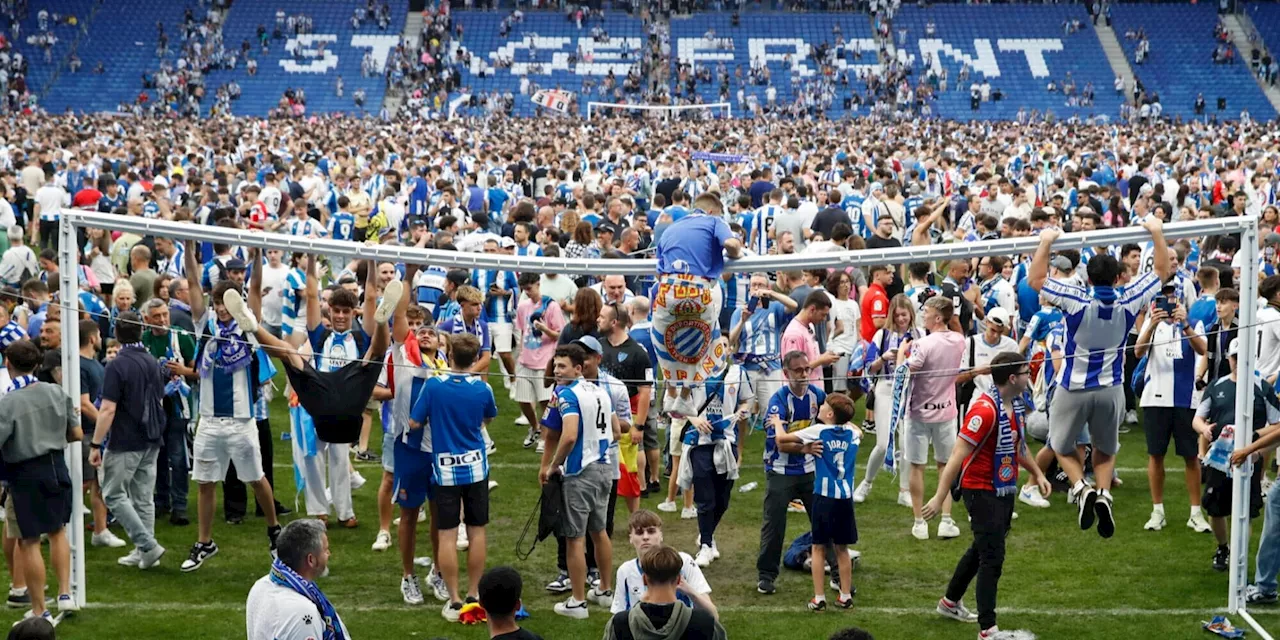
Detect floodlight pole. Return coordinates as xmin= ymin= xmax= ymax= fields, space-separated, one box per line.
xmin=57 ymin=215 xmax=85 ymax=608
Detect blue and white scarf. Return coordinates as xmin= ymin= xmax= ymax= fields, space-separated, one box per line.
xmin=9 ymin=374 xmax=36 ymax=391
xmin=268 ymin=557 xmax=347 ymax=640
xmin=885 ymin=362 xmax=911 ymax=477
xmin=988 ymin=385 xmax=1025 ymax=497
xmin=197 ymin=319 xmax=253 ymax=378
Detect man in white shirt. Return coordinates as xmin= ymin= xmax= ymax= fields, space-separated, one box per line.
xmin=259 ymin=249 xmax=292 ymax=337
xmin=246 ymin=519 xmax=346 ymax=640
xmin=32 ymin=171 xmax=69 ymax=251
xmin=0 ymin=226 xmax=37 ymax=288
xmin=1256 ymin=275 xmax=1280 ymax=386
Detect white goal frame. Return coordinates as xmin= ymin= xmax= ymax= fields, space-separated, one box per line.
xmin=586 ymin=101 xmax=731 ymax=120
xmin=53 ymin=211 xmax=1269 ymax=637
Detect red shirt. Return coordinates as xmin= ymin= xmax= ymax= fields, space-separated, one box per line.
xmin=957 ymin=392 xmax=1023 ymax=491
xmin=72 ymin=188 xmax=102 ymax=209
xmin=859 ymin=283 xmax=888 ymax=342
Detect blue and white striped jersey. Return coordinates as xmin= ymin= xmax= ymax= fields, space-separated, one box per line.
xmin=328 ymin=211 xmax=355 ymax=241
xmin=281 ymin=268 xmax=307 ymax=337
xmin=1139 ymin=318 xmax=1198 ymax=409
xmin=195 ymin=321 xmax=259 ymax=420
xmin=471 ymin=268 xmax=519 ymax=324
xmin=285 ymin=217 xmax=326 ymax=238
xmin=750 ymin=205 xmax=781 ymax=254
xmin=409 ymin=372 xmax=498 ymax=487
xmin=308 ymin=325 xmax=369 ymax=373
xmin=730 ymin=300 xmax=787 ymax=372
xmin=764 ymin=384 xmax=825 ymax=475
xmin=793 ymin=423 xmax=860 ymax=499
xmin=158 ymin=243 xmax=185 ymax=278
xmin=553 ymin=379 xmax=615 ymax=476
xmin=1042 ymin=271 xmax=1161 ymax=391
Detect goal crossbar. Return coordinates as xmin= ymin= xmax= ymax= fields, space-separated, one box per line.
xmin=586 ymin=101 xmax=731 ymax=119
xmin=55 ymin=211 xmax=1269 ymax=640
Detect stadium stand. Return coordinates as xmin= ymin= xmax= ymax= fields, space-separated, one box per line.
xmin=11 ymin=0 xmax=94 ymax=104
xmin=1110 ymin=3 xmax=1275 ymax=121
xmin=1248 ymin=1 xmax=1280 ymax=83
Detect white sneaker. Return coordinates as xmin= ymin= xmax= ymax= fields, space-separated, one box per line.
xmin=401 ymin=575 xmax=425 ymax=605
xmin=117 ymin=548 xmax=142 ymax=567
xmin=221 ymin=289 xmax=259 ymax=333
xmin=91 ymin=530 xmax=126 ymax=548
xmin=515 ymin=414 xmax=530 ymax=426
xmin=441 ymin=601 xmax=463 ymax=622
xmin=1018 ymin=485 xmax=1051 ymax=509
xmin=554 ymin=596 xmax=589 ymax=619
xmin=937 ymin=518 xmax=961 ymax=539
xmin=488 ymin=480 xmax=499 ymax=490
xmin=56 ymin=594 xmax=77 ymax=613
xmin=1188 ymin=512 xmax=1212 ymax=533
xmin=898 ymin=490 xmax=913 ymax=508
xmin=1125 ymin=410 xmax=1138 ymax=425
xmin=695 ymin=544 xmax=715 ymax=567
xmin=486 ymin=441 xmax=497 ymax=455
xmin=414 ymin=556 xmax=434 ymax=569
xmin=853 ymin=481 xmax=871 ymax=504
xmin=657 ymin=500 xmax=678 ymax=512
xmin=711 ymin=541 xmax=720 ymax=559
xmin=848 ymin=549 xmax=861 ymax=566
xmin=372 ymin=530 xmax=392 ymax=551
xmin=139 ymin=544 xmax=165 ymax=570
xmin=911 ymin=520 xmax=929 ymax=540
xmin=457 ymin=527 xmax=469 ymax=551
xmin=522 ymin=428 xmax=537 ymax=448
xmin=429 ymin=570 xmax=450 ymax=601
xmin=350 ymin=470 xmax=367 ymax=491
xmin=375 ymin=280 xmax=403 ymax=324
xmin=535 ymin=439 xmax=545 ymax=454
xmin=1143 ymin=511 xmax=1166 ymax=531
xmin=680 ymin=506 xmax=697 ymax=520
xmin=588 ymin=586 xmax=613 ymax=608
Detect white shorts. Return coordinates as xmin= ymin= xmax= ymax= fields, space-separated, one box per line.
xmin=490 ymin=322 xmax=514 ymax=353
xmin=746 ymin=368 xmax=783 ymax=416
xmin=192 ymin=416 xmax=265 ymax=484
xmin=514 ymin=364 xmax=552 ymax=404
xmin=669 ymin=418 xmax=686 ymax=456
xmin=905 ymin=417 xmax=956 ymax=465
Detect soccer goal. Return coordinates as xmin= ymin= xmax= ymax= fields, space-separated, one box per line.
xmin=586 ymin=101 xmax=731 ymax=120
xmin=53 ymin=211 xmax=1270 ymax=638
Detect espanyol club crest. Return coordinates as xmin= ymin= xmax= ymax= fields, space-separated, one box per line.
xmin=998 ymin=455 xmax=1015 ymax=482
xmin=664 ymin=318 xmax=711 ymax=365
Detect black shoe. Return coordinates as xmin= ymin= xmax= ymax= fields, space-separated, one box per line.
xmin=275 ymin=502 xmax=292 ymax=516
xmin=5 ymin=591 xmax=29 ymax=608
xmin=355 ymin=449 xmax=377 ymax=462
xmin=1095 ymin=493 xmax=1115 ymax=539
xmin=226 ymin=516 xmax=244 ymax=525
xmin=268 ymin=524 xmax=282 ymax=551
xmin=757 ymin=578 xmax=776 ymax=595
xmin=647 ymin=481 xmax=661 ymax=496
xmin=807 ymin=597 xmax=827 ymax=611
xmin=169 ymin=512 xmax=190 ymax=527
xmin=1077 ymin=487 xmax=1098 ymax=531
xmin=464 ymin=595 xmax=478 ymax=605
xmin=1213 ymin=545 xmax=1230 ymax=572
xmin=180 ymin=541 xmax=218 ymax=572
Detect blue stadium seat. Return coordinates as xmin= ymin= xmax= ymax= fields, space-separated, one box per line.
xmin=13 ymin=0 xmax=95 ymax=106
xmin=1110 ymin=3 xmax=1274 ymax=120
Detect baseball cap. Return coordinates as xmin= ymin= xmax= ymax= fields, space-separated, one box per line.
xmin=499 ymin=236 xmax=516 ymax=249
xmin=1265 ymin=232 xmax=1280 ymax=247
xmin=1050 ymin=255 xmax=1072 ymax=273
xmin=574 ymin=335 xmax=603 ymax=355
xmin=986 ymin=307 xmax=1012 ymax=329
xmin=446 ymin=269 xmax=470 ymax=287
xmin=1228 ymin=337 xmax=1240 ymax=358
xmin=869 ymin=181 xmax=884 ymax=193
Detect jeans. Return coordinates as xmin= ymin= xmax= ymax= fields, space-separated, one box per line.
xmin=102 ymin=446 xmax=160 ymax=552
xmin=757 ymin=471 xmax=815 ymax=582
xmin=152 ymin=407 xmax=189 ymax=514
xmin=690 ymin=446 xmax=734 ymax=546
xmin=225 ymin=419 xmax=276 ymax=519
xmin=1255 ymin=478 xmax=1280 ymax=594
xmin=945 ymin=489 xmax=1015 ymax=631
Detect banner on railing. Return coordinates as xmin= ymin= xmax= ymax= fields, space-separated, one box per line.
xmin=691 ymin=151 xmax=750 ymax=164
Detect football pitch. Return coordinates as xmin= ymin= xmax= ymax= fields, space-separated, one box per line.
xmin=18 ymin=363 xmax=1280 ymax=640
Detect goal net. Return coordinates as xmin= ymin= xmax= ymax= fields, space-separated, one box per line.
xmin=586 ymin=101 xmax=731 ymax=120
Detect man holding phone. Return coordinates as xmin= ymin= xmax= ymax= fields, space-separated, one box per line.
xmin=729 ymin=274 xmax=798 ymax=429
xmin=1135 ymin=284 xmax=1209 ymax=534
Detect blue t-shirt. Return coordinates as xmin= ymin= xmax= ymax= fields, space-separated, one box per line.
xmin=794 ymin=423 xmax=860 ymax=499
xmin=764 ymin=384 xmax=825 ymax=476
xmin=80 ymin=356 xmax=105 ymax=434
xmin=409 ymin=372 xmax=498 ymax=486
xmin=655 ymin=214 xmax=734 ymax=279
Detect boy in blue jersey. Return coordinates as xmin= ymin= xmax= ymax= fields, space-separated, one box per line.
xmin=775 ymin=392 xmax=861 ymax=611
xmin=408 ymin=333 xmax=499 ymax=622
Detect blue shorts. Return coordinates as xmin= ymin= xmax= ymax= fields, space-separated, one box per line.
xmin=810 ymin=495 xmax=857 ymax=546
xmin=381 ymin=431 xmax=396 ymax=474
xmin=393 ymin=440 xmax=434 ymax=509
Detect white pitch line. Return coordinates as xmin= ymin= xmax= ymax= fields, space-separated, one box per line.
xmin=78 ymin=601 xmax=1280 ymax=617
xmin=272 ymin=462 xmax=1164 ymax=474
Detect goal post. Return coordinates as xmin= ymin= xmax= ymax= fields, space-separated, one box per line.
xmin=586 ymin=101 xmax=731 ymax=120
xmin=54 ymin=211 xmax=1270 ymax=638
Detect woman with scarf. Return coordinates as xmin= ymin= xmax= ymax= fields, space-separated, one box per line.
xmin=246 ymin=519 xmax=348 ymax=640
xmin=922 ymin=351 xmax=1051 ymax=640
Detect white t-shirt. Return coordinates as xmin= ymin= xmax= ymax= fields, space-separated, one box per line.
xmin=259 ymin=263 xmax=292 ymax=326
xmin=1257 ymin=304 xmax=1280 ymax=381
xmin=611 ymin=552 xmax=711 ymax=614
xmin=826 ymin=294 xmax=861 ymax=355
xmin=965 ymin=334 xmax=1019 ymax=393
xmin=259 ymin=186 xmax=284 ymax=218
xmin=245 ymin=575 xmax=342 ymax=640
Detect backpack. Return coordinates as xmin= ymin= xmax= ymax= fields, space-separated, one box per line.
xmin=783 ymin=532 xmax=813 ymax=571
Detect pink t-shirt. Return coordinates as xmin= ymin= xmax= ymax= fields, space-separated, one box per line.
xmin=781 ymin=317 xmax=822 ymax=386
xmin=515 ymin=295 xmax=566 ymax=369
xmin=906 ymin=330 xmax=965 ymax=423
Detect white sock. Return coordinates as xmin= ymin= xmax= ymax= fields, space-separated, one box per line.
xmin=914 ymin=518 xmax=926 ymax=525
xmin=1152 ymin=503 xmax=1164 ymax=514
xmin=1100 ymin=488 xmax=1113 ymax=501
xmin=1190 ymin=505 xmax=1203 ymax=517
xmin=812 ymin=594 xmax=825 ymax=603
xmin=1073 ymin=479 xmax=1088 ymax=494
